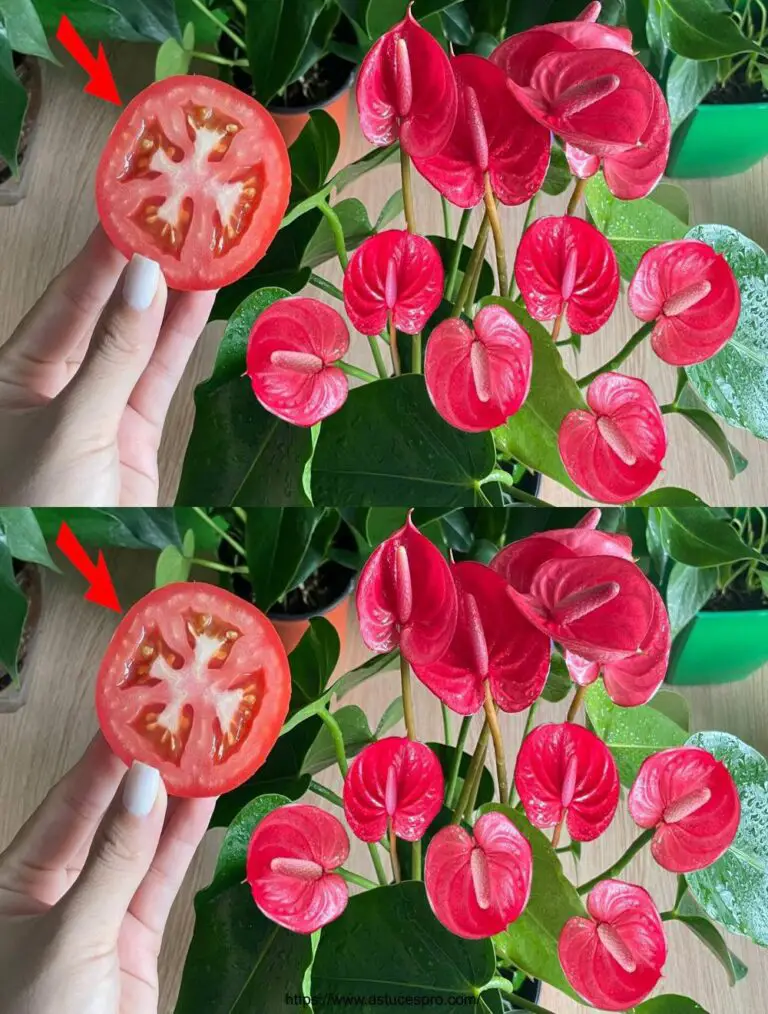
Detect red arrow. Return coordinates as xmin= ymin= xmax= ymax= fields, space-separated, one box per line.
xmin=56 ymin=522 xmax=122 ymax=613
xmin=55 ymin=15 xmax=122 ymax=106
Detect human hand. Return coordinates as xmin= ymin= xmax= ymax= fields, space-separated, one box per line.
xmin=0 ymin=227 xmax=216 ymax=506
xmin=0 ymin=734 xmax=215 ymax=1014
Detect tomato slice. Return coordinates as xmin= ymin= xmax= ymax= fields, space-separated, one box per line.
xmin=96 ymin=583 xmax=291 ymax=797
xmin=96 ymin=76 xmax=291 ymax=291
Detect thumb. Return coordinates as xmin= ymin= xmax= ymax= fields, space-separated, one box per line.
xmin=61 ymin=254 xmax=168 ymax=430
xmin=61 ymin=761 xmax=167 ymax=941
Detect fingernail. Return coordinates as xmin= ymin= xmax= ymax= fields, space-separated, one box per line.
xmin=123 ymin=254 xmax=160 ymax=311
xmin=123 ymin=762 xmax=160 ymax=817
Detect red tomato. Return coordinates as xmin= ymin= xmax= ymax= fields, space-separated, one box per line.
xmin=96 ymin=583 xmax=291 ymax=797
xmin=96 ymin=76 xmax=291 ymax=291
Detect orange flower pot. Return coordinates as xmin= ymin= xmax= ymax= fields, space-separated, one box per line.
xmin=268 ymin=72 xmax=355 ymax=152
xmin=268 ymin=577 xmax=355 ymax=659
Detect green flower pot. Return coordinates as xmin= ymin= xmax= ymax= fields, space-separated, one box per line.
xmin=666 ymin=607 xmax=768 ymax=685
xmin=666 ymin=101 xmax=768 ymax=178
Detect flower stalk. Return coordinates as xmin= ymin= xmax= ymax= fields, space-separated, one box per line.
xmin=578 ymin=321 xmax=654 ymax=387
xmin=566 ymin=177 xmax=588 ymax=216
xmin=508 ymin=194 xmax=539 ymax=298
xmin=400 ymin=653 xmax=417 ymax=740
xmin=484 ymin=681 xmax=509 ymax=804
xmin=317 ymin=199 xmax=349 ymax=271
xmin=338 ymin=361 xmax=379 ymax=383
xmin=566 ymin=685 xmax=588 ymax=724
xmin=452 ymin=214 xmax=491 ymax=317
xmin=483 ymin=174 xmax=508 ymax=297
xmin=400 ymin=146 xmax=417 ymax=234
xmin=577 ymin=828 xmax=655 ymax=894
xmin=446 ymin=716 xmax=472 ymax=807
xmin=388 ymin=315 xmax=401 ymax=375
xmin=389 ymin=820 xmax=402 ymax=883
xmin=445 ymin=209 xmax=472 ymax=300
xmin=452 ymin=720 xmax=490 ymax=824
xmin=338 ymin=867 xmax=379 ymax=891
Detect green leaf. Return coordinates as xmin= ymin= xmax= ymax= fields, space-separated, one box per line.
xmin=632 ymin=998 xmax=711 ymax=1014
xmin=650 ymin=181 xmax=692 ymax=225
xmin=486 ymin=298 xmax=586 ymax=493
xmin=672 ymin=386 xmax=748 ymax=479
xmin=245 ymin=508 xmax=324 ymax=611
xmin=488 ymin=805 xmax=585 ymax=1000
xmin=666 ymin=55 xmax=718 ymax=131
xmin=155 ymin=20 xmax=194 ymax=78
xmin=175 ymin=883 xmax=312 ymax=1014
xmin=208 ymin=793 xmax=290 ymax=894
xmin=376 ymin=189 xmax=404 ymax=230
xmin=301 ymin=197 xmax=373 ymax=268
xmin=36 ymin=0 xmax=180 ymax=42
xmin=312 ymin=375 xmax=496 ymax=507
xmin=684 ymin=224 xmax=768 ymax=440
xmin=665 ymin=560 xmax=718 ymax=637
xmin=429 ymin=741 xmax=495 ymax=807
xmin=366 ymin=0 xmax=459 ymax=37
xmin=0 ymin=535 xmax=28 ymax=680
xmin=0 ymin=25 xmax=28 ymax=175
xmin=0 ymin=508 xmax=56 ymax=569
xmin=542 ymin=651 xmax=572 ymax=703
xmin=430 ymin=235 xmax=495 ymax=302
xmin=685 ymin=731 xmax=768 ymax=947
xmin=290 ymin=0 xmax=340 ymax=84
xmin=302 ymin=703 xmax=374 ymax=774
xmin=658 ymin=0 xmax=758 ymax=59
xmin=245 ymin=0 xmax=327 ymax=105
xmin=646 ymin=507 xmax=668 ymax=580
xmin=177 ymin=288 xmax=313 ymax=505
xmin=635 ymin=487 xmax=706 ymax=507
xmin=330 ymin=647 xmax=400 ymax=699
xmin=34 ymin=508 xmax=180 ymax=549
xmin=675 ymin=890 xmax=748 ymax=985
xmin=585 ymin=171 xmax=688 ymax=279
xmin=585 ymin=680 xmax=687 ymax=786
xmin=288 ymin=616 xmax=341 ymax=712
xmin=648 ymin=687 xmax=691 ymax=731
xmin=542 ymin=143 xmax=572 ymax=197
xmin=0 ymin=0 xmax=56 ymax=60
xmin=312 ymin=881 xmax=498 ymax=1012
xmin=289 ymin=109 xmax=340 ymax=204
xmin=658 ymin=507 xmax=760 ymax=567
xmin=155 ymin=529 xmax=194 ymax=587
xmin=376 ymin=696 xmax=404 ymax=736
xmin=174 ymin=0 xmax=227 ymax=45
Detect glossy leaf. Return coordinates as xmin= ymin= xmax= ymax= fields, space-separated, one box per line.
xmin=666 ymin=55 xmax=718 ymax=131
xmin=657 ymin=0 xmax=759 ymax=60
xmin=657 ymin=507 xmax=761 ymax=567
xmin=155 ymin=530 xmax=194 ymax=588
xmin=288 ymin=110 xmax=341 ymax=203
xmin=288 ymin=617 xmax=341 ymax=713
xmin=208 ymin=794 xmax=291 ymax=894
xmin=1 ymin=0 xmax=56 ymax=60
xmin=33 ymin=507 xmax=180 ymax=549
xmin=673 ymin=384 xmax=747 ymax=479
xmin=665 ymin=561 xmax=718 ymax=637
xmin=0 ymin=508 xmax=56 ymax=569
xmin=685 ymin=731 xmax=768 ymax=947
xmin=36 ymin=0 xmax=180 ymax=42
xmin=302 ymin=704 xmax=374 ymax=774
xmin=245 ymin=0 xmax=327 ymax=105
xmin=676 ymin=890 xmax=748 ymax=985
xmin=155 ymin=21 xmax=194 ymax=78
xmin=244 ymin=509 xmax=325 ymax=612
xmin=649 ymin=688 xmax=691 ymax=731
xmin=632 ymin=997 xmax=710 ymax=1014
xmin=312 ymin=375 xmax=496 ymax=506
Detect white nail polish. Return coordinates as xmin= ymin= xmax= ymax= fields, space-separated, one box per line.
xmin=123 ymin=254 xmax=160 ymax=311
xmin=123 ymin=762 xmax=160 ymax=817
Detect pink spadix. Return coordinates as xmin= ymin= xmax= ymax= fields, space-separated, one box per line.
xmin=394 ymin=37 xmax=413 ymax=119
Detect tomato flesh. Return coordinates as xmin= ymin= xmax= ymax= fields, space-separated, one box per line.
xmin=96 ymin=76 xmax=290 ymax=291
xmin=96 ymin=583 xmax=291 ymax=797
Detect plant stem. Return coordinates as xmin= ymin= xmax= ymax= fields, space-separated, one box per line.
xmin=441 ymin=195 xmax=452 ymax=239
xmin=464 ymin=740 xmax=488 ymax=817
xmin=190 ymin=50 xmax=249 ymax=67
xmin=660 ymin=910 xmax=676 ymax=922
xmin=190 ymin=558 xmax=249 ymax=574
xmin=484 ymin=980 xmax=556 ymax=1014
xmin=508 ymin=194 xmax=539 ymax=298
xmin=482 ymin=470 xmax=551 ymax=507
xmin=483 ymin=174 xmax=508 ymax=297
xmin=400 ymin=147 xmax=416 ymax=233
xmin=445 ymin=209 xmax=471 ymax=301
xmin=509 ymin=702 xmax=538 ymax=805
xmin=578 ymin=321 xmax=654 ymax=387
xmin=452 ymin=721 xmax=490 ymax=824
xmin=317 ymin=199 xmax=348 ymax=271
xmin=338 ymin=361 xmax=378 ymax=383
xmin=231 ymin=0 xmax=247 ymax=14
xmin=411 ymin=332 xmax=422 ymax=374
xmin=446 ymin=716 xmax=472 ymax=807
xmin=232 ymin=507 xmax=247 ymax=524
xmin=309 ymin=272 xmax=343 ymax=301
xmin=411 ymin=839 xmax=422 ymax=882
xmin=338 ymin=867 xmax=379 ymax=890
xmin=441 ymin=703 xmax=452 ymax=745
xmin=389 ymin=314 xmax=401 ymax=376
xmin=566 ymin=685 xmax=587 ymax=724
xmin=452 ymin=214 xmax=490 ymax=317
xmin=577 ymin=828 xmax=655 ymax=894
xmin=400 ymin=653 xmax=417 ymax=740
xmin=389 ymin=821 xmax=402 ymax=883
xmin=309 ymin=780 xmax=344 ymax=808
xmin=368 ymin=335 xmax=389 ymax=379
xmin=551 ymin=308 xmax=565 ymax=343
xmin=192 ymin=507 xmax=247 ymax=557
xmin=483 ymin=682 xmax=508 ymax=804
xmin=566 ymin=177 xmax=587 ymax=216
xmin=465 ymin=230 xmax=489 ymax=312
xmin=551 ymin=814 xmax=566 ymax=849
xmin=190 ymin=0 xmax=247 ymax=49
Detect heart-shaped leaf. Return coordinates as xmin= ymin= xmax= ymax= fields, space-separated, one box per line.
xmin=2 ymin=0 xmax=56 ymax=60
xmin=245 ymin=508 xmax=325 ymax=612
xmin=209 ymin=793 xmax=291 ymax=893
xmin=245 ymin=0 xmax=328 ymax=105
xmin=657 ymin=507 xmax=760 ymax=567
xmin=672 ymin=891 xmax=748 ymax=986
xmin=665 ymin=560 xmax=718 ymax=637
xmin=666 ymin=55 xmax=718 ymax=131
xmin=288 ymin=110 xmax=340 ymax=204
xmin=685 ymin=731 xmax=768 ymax=947
xmin=155 ymin=21 xmax=194 ymax=79
xmin=658 ymin=0 xmax=759 ymax=60
xmin=37 ymin=0 xmax=181 ymax=42
xmin=669 ymin=385 xmax=748 ymax=480
xmin=684 ymin=224 xmax=768 ymax=441
xmin=155 ymin=529 xmax=195 ymax=587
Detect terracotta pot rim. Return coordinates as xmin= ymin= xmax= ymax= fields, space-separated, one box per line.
xmin=267 ymin=568 xmax=357 ymax=625
xmin=267 ymin=67 xmax=356 ymax=118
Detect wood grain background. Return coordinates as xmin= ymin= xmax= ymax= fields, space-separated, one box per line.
xmin=0 ymin=51 xmax=767 ymax=506
xmin=0 ymin=561 xmax=766 ymax=1013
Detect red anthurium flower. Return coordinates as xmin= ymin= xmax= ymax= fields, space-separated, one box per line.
xmin=505 ymin=554 xmax=655 ymax=662
xmin=246 ymin=804 xmax=349 ymax=933
xmin=505 ymin=48 xmax=655 ymax=157
xmin=628 ymin=746 xmax=741 ymax=873
xmin=565 ymin=584 xmax=670 ymax=706
xmin=246 ymin=297 xmax=349 ymax=426
xmin=412 ymin=562 xmax=550 ymax=715
xmin=565 ymin=77 xmax=670 ymax=201
xmin=559 ymin=880 xmax=667 ymax=1011
xmin=356 ymin=6 xmax=457 ymax=158
xmin=412 ymin=55 xmax=550 ymax=209
xmin=628 ymin=240 xmax=741 ymax=366
xmin=424 ymin=305 xmax=533 ymax=432
xmin=356 ymin=513 xmax=458 ymax=665
xmin=514 ymin=723 xmax=619 ymax=841
xmin=343 ymin=230 xmax=444 ymax=337
xmin=558 ymin=373 xmax=667 ymax=504
xmin=425 ymin=812 xmax=532 ymax=939
xmin=514 ymin=216 xmax=619 ymax=336
xmin=343 ymin=736 xmax=444 ymax=843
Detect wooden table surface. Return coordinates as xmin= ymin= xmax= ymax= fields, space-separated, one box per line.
xmin=1 ymin=52 xmax=767 ymax=506
xmin=1 ymin=562 xmax=766 ymax=1014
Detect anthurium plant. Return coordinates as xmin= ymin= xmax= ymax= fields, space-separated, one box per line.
xmin=174 ymin=507 xmax=768 ymax=1014
xmin=176 ymin=1 xmax=768 ymax=509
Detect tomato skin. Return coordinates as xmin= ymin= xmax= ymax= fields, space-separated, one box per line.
xmin=96 ymin=75 xmax=291 ymax=291
xmin=96 ymin=582 xmax=291 ymax=798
